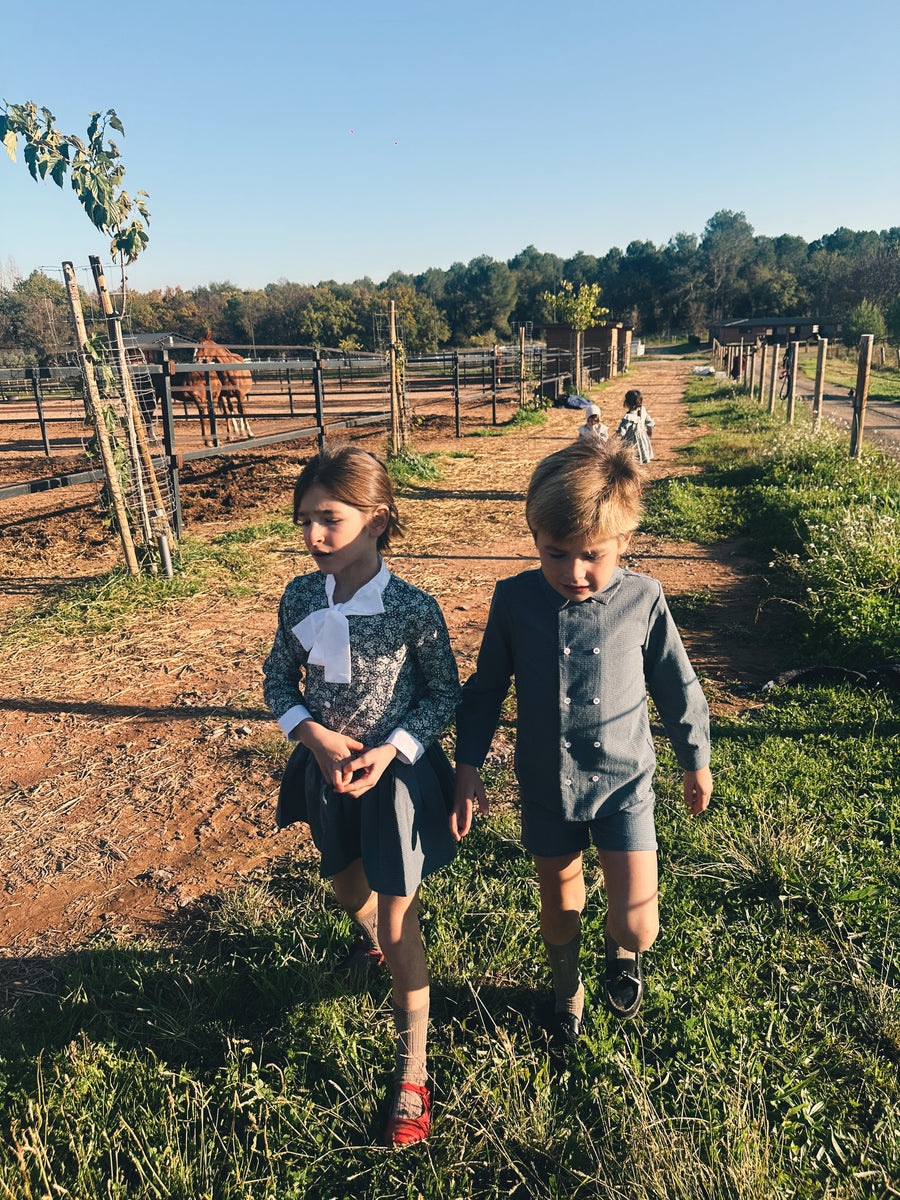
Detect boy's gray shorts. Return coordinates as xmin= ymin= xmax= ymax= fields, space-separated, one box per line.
xmin=521 ymin=795 xmax=658 ymax=857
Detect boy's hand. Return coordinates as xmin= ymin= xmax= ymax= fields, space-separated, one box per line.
xmin=341 ymin=743 xmax=398 ymax=798
xmin=296 ymin=720 xmax=365 ymax=792
xmin=451 ymin=763 xmax=489 ymax=841
xmin=683 ymin=766 xmax=712 ymax=815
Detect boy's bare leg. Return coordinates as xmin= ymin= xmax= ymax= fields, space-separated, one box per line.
xmin=597 ymin=848 xmax=659 ymax=1018
xmin=535 ymin=852 xmax=586 ymax=943
xmin=596 ymin=849 xmax=659 ymax=951
xmin=379 ymin=890 xmax=430 ymax=1123
xmin=535 ymin=853 xmax=586 ymax=1033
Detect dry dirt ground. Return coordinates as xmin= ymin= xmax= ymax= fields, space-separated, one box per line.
xmin=0 ymin=361 xmax=788 ymax=1002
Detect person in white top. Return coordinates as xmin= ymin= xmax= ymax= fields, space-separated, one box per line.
xmin=577 ymin=403 xmax=609 ymax=442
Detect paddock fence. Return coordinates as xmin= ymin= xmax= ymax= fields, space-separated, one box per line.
xmin=0 ymin=342 xmax=575 ymax=539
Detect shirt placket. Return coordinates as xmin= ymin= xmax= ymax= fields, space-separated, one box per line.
xmin=559 ymin=602 xmax=605 ymax=819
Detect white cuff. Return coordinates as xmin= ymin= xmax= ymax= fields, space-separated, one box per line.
xmin=279 ymin=704 xmax=313 ymax=740
xmin=386 ymin=727 xmax=424 ymax=765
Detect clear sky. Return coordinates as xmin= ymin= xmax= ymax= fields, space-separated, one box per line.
xmin=2 ymin=0 xmax=898 ymax=293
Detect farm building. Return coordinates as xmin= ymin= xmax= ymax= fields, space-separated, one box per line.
xmin=709 ymin=315 xmax=842 ymax=346
xmin=537 ymin=321 xmax=633 ymax=386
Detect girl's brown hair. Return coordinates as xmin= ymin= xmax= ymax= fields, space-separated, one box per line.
xmin=292 ymin=446 xmax=403 ymax=552
xmin=623 ymin=389 xmax=643 ymax=411
xmin=525 ymin=440 xmax=644 ymax=543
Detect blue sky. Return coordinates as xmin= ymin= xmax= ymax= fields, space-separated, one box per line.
xmin=2 ymin=0 xmax=898 ymax=293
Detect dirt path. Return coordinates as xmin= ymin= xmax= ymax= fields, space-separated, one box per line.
xmin=0 ymin=360 xmax=784 ymax=1000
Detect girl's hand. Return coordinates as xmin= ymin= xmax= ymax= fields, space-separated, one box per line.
xmin=450 ymin=763 xmax=489 ymax=841
xmin=341 ymin=743 xmax=398 ymax=798
xmin=296 ymin=720 xmax=365 ymax=792
xmin=683 ymin=766 xmax=713 ymax=815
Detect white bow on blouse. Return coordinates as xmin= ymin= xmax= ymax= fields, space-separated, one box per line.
xmin=292 ymin=562 xmax=389 ymax=683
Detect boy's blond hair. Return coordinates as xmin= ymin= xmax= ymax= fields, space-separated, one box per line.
xmin=525 ymin=440 xmax=644 ymax=543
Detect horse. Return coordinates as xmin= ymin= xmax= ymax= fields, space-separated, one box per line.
xmin=173 ymin=369 xmax=223 ymax=445
xmin=194 ymin=337 xmax=254 ymax=439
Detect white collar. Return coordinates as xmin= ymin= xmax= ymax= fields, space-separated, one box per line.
xmin=293 ymin=561 xmax=390 ymax=683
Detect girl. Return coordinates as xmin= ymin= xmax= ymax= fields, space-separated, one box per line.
xmin=617 ymin=388 xmax=656 ymax=463
xmin=263 ymin=445 xmax=460 ymax=1148
xmin=577 ymin=403 xmax=609 ymax=443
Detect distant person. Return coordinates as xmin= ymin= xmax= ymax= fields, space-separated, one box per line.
xmin=452 ymin=440 xmax=712 ymax=1047
xmin=263 ymin=446 xmax=460 ymax=1148
xmin=577 ymin=403 xmax=609 ymax=442
xmin=617 ymin=389 xmax=656 ymax=463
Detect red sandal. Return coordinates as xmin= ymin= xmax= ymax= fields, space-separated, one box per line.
xmin=384 ymin=1082 xmax=430 ymax=1148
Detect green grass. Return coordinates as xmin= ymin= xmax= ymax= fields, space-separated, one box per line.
xmin=470 ymin=408 xmax=549 ymax=437
xmin=386 ymin=447 xmax=443 ymax=488
xmin=0 ymin=519 xmax=296 ymax=645
xmin=797 ymin=353 xmax=900 ymax=405
xmin=643 ymin=378 xmax=900 ymax=665
xmin=1 ymin=689 xmax=898 ymax=1198
xmin=2 ymin=374 xmax=900 ymax=1196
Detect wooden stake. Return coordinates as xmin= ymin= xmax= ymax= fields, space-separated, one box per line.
xmin=767 ymin=343 xmax=778 ymax=413
xmin=850 ymin=334 xmax=874 ymax=458
xmin=786 ymin=341 xmax=799 ymax=423
xmin=89 ymin=256 xmax=175 ymax=554
xmin=388 ymin=300 xmax=400 ymax=455
xmin=62 ymin=261 xmax=139 ymax=575
xmin=758 ymin=343 xmax=769 ymax=405
xmin=813 ymin=338 xmax=827 ymax=433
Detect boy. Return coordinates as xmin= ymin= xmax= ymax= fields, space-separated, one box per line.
xmin=452 ymin=440 xmax=711 ymax=1044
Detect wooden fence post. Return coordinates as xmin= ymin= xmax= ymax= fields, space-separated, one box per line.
xmin=757 ymin=343 xmax=768 ymax=405
xmin=785 ymin=341 xmax=799 ymax=423
xmin=748 ymin=347 xmax=757 ymax=399
xmin=813 ymin=338 xmax=827 ymax=433
xmin=62 ymin=261 xmax=139 ymax=575
xmin=388 ymin=300 xmax=400 ymax=455
xmin=767 ymin=343 xmax=778 ymax=413
xmin=850 ymin=334 xmax=873 ymax=459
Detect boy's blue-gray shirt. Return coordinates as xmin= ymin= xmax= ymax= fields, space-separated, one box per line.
xmin=455 ymin=567 xmax=710 ymax=821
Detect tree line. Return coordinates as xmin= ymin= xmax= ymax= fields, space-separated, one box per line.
xmin=4 ymin=210 xmax=900 ymax=365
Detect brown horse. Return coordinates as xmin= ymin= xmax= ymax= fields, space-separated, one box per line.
xmin=194 ymin=337 xmax=254 ymax=439
xmin=173 ymin=369 xmax=223 ymax=445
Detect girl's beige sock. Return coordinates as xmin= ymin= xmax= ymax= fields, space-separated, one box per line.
xmin=543 ymin=926 xmax=585 ymax=1019
xmin=354 ymin=902 xmax=381 ymax=954
xmin=391 ymin=1000 xmax=429 ymax=1117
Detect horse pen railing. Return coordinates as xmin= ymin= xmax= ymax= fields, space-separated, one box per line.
xmin=0 ymin=343 xmax=575 ymax=545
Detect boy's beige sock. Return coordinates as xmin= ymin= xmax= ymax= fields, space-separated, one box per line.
xmin=543 ymin=926 xmax=584 ymax=1019
xmin=354 ymin=903 xmax=381 ymax=954
xmin=391 ymin=1000 xmax=429 ymax=1118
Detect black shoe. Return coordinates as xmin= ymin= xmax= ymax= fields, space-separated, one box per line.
xmin=606 ymin=951 xmax=642 ymax=1019
xmin=551 ymin=1010 xmax=582 ymax=1047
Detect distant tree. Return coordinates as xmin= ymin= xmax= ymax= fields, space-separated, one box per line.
xmin=884 ymin=296 xmax=900 ymax=346
xmin=842 ymin=299 xmax=886 ymax=347
xmin=0 ymin=269 xmax=75 ymax=363
xmin=701 ymin=210 xmax=755 ymax=320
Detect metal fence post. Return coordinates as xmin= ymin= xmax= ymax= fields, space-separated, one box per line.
xmin=29 ymin=369 xmax=52 ymax=456
xmin=160 ymin=353 xmax=184 ymax=538
xmin=313 ymin=356 xmax=326 ymax=451
xmin=453 ymin=351 xmax=461 ymax=438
